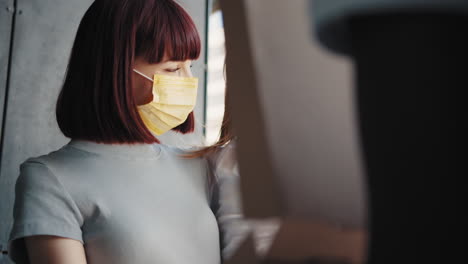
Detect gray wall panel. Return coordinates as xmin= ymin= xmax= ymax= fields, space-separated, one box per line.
xmin=0 ymin=0 xmax=14 ymax=146
xmin=0 ymin=0 xmax=15 ymax=260
xmin=0 ymin=1 xmax=93 ymax=262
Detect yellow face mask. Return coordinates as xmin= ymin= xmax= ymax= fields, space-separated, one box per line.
xmin=133 ymin=69 xmax=198 ymax=135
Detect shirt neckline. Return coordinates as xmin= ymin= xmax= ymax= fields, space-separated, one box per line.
xmin=67 ymin=139 xmax=162 ymax=160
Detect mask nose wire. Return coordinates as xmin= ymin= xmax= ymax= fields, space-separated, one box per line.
xmin=133 ymin=69 xmax=154 ymax=82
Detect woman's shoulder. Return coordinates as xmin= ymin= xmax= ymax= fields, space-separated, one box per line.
xmin=21 ymin=141 xmax=91 ymax=171
xmin=18 ymin=141 xmax=99 ymax=192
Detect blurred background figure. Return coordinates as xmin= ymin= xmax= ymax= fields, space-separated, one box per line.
xmin=314 ymin=0 xmax=463 ymax=262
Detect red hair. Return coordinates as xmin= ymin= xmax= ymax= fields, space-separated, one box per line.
xmin=56 ymin=0 xmax=200 ymax=144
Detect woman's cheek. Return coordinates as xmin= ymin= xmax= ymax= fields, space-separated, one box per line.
xmin=135 ymin=82 xmax=154 ymax=105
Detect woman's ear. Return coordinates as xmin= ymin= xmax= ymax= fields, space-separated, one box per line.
xmin=132 ymin=70 xmax=154 ymax=106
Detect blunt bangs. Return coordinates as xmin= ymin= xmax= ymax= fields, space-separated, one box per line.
xmin=136 ymin=0 xmax=201 ymax=63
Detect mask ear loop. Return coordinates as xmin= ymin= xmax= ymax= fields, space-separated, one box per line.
xmin=133 ymin=69 xmax=161 ymax=102
xmin=133 ymin=69 xmax=154 ymax=82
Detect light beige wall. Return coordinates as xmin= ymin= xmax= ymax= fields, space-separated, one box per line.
xmin=226 ymin=0 xmax=367 ymax=227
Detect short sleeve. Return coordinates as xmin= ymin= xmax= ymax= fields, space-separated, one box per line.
xmin=8 ymin=160 xmax=83 ymax=263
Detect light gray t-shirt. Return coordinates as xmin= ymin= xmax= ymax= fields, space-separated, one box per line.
xmin=8 ymin=140 xmax=220 ymax=264
xmin=313 ymin=0 xmax=468 ymax=54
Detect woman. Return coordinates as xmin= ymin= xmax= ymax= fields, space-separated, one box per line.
xmin=8 ymin=0 xmax=219 ymax=263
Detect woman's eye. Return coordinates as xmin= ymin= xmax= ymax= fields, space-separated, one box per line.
xmin=166 ymin=68 xmax=180 ymax=73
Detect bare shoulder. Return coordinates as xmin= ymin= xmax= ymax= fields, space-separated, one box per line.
xmin=25 ymin=235 xmax=87 ymax=264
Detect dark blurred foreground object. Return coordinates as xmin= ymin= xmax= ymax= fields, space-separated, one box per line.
xmin=348 ymin=14 xmax=462 ymax=263
xmin=314 ymin=1 xmax=464 ymax=262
